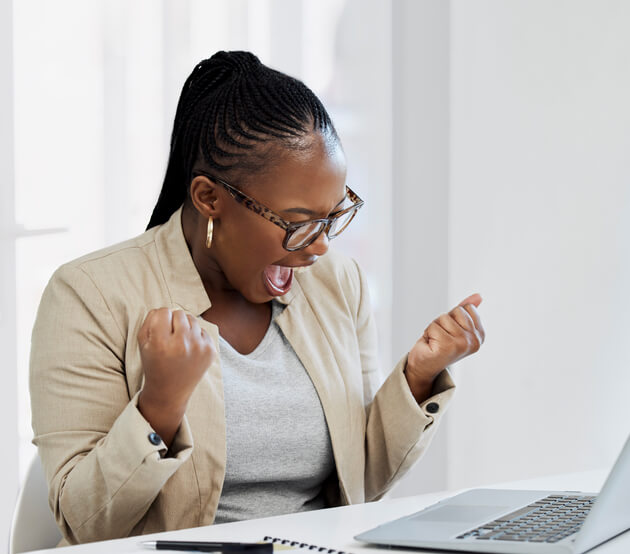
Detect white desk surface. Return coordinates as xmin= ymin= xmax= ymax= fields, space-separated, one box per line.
xmin=31 ymin=469 xmax=630 ymax=554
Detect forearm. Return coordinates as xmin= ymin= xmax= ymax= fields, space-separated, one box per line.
xmin=365 ymin=356 xmax=455 ymax=501
xmin=42 ymin=394 xmax=193 ymax=544
xmin=403 ymin=364 xmax=438 ymax=404
xmin=30 ymin=264 xmax=194 ymax=544
xmin=138 ymin=388 xmax=188 ymax=448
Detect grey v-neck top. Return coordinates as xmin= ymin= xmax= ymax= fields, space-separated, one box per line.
xmin=214 ymin=300 xmax=336 ymax=524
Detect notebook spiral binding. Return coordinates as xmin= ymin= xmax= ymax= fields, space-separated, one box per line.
xmin=263 ymin=536 xmax=349 ymax=554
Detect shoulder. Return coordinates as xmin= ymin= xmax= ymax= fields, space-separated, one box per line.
xmin=62 ymin=227 xmax=159 ymax=272
xmin=39 ymin=225 xmax=172 ymax=346
xmin=50 ymin=227 xmax=161 ymax=291
xmin=43 ymin=226 xmax=171 ymax=334
xmin=300 ymin=248 xmax=362 ymax=285
xmin=293 ymin=248 xmax=367 ymax=313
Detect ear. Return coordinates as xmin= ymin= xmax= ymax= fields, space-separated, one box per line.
xmin=189 ymin=176 xmax=221 ymax=219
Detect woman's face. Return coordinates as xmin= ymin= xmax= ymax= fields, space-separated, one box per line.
xmin=207 ymin=132 xmax=347 ymax=304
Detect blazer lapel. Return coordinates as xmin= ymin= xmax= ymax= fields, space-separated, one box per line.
xmin=182 ymin=318 xmax=226 ymax=525
xmin=157 ymin=209 xmax=225 ymax=524
xmin=275 ymin=278 xmax=362 ymax=503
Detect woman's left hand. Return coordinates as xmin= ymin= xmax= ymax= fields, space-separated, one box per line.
xmin=405 ymin=293 xmax=485 ymax=402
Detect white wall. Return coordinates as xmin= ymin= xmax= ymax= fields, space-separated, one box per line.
xmin=388 ymin=0 xmax=451 ymax=497
xmin=0 ymin=0 xmax=19 ymax=546
xmin=9 ymin=0 xmax=395 ymax=492
xmin=448 ymin=0 xmax=630 ymax=488
xmin=6 ymin=0 xmax=630 ymax=541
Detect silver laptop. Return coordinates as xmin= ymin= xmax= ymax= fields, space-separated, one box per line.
xmin=355 ymin=434 xmax=630 ymax=553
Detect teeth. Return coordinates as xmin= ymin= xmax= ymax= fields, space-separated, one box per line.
xmin=293 ymin=266 xmax=309 ymax=274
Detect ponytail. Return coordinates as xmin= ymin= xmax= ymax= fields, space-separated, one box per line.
xmin=146 ymin=51 xmax=337 ymax=230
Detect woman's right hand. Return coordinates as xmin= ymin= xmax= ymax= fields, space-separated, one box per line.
xmin=137 ymin=308 xmax=216 ymax=446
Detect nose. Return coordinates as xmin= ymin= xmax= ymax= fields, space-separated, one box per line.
xmin=303 ymin=230 xmax=330 ymax=257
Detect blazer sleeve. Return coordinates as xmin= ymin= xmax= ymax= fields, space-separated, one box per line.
xmin=351 ymin=259 xmax=456 ymax=502
xmin=29 ymin=264 xmax=193 ymax=544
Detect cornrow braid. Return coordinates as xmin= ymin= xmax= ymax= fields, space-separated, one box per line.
xmin=147 ymin=51 xmax=338 ymax=230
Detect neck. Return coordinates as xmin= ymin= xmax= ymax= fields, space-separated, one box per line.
xmin=181 ymin=204 xmax=239 ymax=305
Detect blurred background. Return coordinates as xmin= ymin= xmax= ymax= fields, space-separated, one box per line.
xmin=2 ymin=0 xmax=630 ymax=546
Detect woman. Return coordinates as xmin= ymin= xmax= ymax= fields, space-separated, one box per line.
xmin=30 ymin=51 xmax=485 ymax=546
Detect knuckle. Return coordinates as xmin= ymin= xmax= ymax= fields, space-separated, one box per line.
xmin=468 ymin=332 xmax=478 ymax=348
xmin=142 ymin=310 xmax=155 ymax=325
xmin=206 ymin=343 xmax=217 ymax=359
xmin=471 ymin=333 xmax=481 ymax=351
xmin=190 ymin=337 xmax=204 ymax=354
xmin=181 ymin=334 xmax=193 ymax=351
xmin=150 ymin=339 xmax=168 ymax=356
xmin=438 ymin=314 xmax=451 ymax=327
xmin=450 ymin=308 xmax=464 ymax=323
xmin=461 ymin=306 xmax=474 ymax=321
xmin=458 ymin=334 xmax=472 ymax=351
xmin=193 ymin=335 xmax=213 ymax=355
xmin=199 ymin=345 xmax=216 ymax=365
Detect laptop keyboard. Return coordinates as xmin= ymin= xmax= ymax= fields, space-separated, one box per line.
xmin=456 ymin=494 xmax=596 ymax=543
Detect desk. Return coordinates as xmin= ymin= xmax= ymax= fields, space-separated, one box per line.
xmin=30 ymin=470 xmax=630 ymax=554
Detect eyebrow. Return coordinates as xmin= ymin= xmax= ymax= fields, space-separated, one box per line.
xmin=281 ymin=195 xmax=346 ymax=217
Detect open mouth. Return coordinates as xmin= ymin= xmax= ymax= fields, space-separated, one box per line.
xmin=263 ymin=265 xmax=294 ymax=296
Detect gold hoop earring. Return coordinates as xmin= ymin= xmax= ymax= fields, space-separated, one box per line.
xmin=206 ymin=216 xmax=214 ymax=249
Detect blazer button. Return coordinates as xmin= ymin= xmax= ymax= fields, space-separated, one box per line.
xmin=425 ymin=402 xmax=440 ymax=414
xmin=148 ymin=432 xmax=162 ymax=445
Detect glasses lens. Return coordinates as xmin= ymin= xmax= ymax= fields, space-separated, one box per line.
xmin=328 ymin=207 xmax=358 ymax=238
xmin=286 ymin=221 xmax=326 ymax=250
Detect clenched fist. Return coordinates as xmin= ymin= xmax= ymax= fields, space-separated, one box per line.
xmin=137 ymin=308 xmax=216 ymax=446
xmin=405 ymin=293 xmax=485 ymax=402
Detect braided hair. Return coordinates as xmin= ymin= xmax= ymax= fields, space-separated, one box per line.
xmin=147 ymin=50 xmax=338 ymax=230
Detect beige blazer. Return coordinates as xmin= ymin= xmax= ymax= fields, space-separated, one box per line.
xmin=30 ymin=207 xmax=455 ymax=546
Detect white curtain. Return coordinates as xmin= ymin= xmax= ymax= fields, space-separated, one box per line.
xmin=10 ymin=0 xmax=394 ymax=491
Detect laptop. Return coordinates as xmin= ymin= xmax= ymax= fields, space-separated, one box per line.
xmin=355 ymin=434 xmax=630 ymax=553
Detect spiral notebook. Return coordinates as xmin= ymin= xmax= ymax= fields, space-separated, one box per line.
xmin=263 ymin=536 xmax=351 ymax=554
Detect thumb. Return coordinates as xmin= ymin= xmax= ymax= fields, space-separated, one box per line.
xmin=457 ymin=293 xmax=483 ymax=308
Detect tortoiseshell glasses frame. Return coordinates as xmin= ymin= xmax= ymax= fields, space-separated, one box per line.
xmin=194 ymin=171 xmax=364 ymax=252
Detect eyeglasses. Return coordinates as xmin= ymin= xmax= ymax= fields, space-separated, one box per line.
xmin=194 ymin=171 xmax=364 ymax=251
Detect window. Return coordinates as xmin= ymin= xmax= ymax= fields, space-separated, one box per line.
xmin=11 ymin=0 xmax=393 ymax=482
